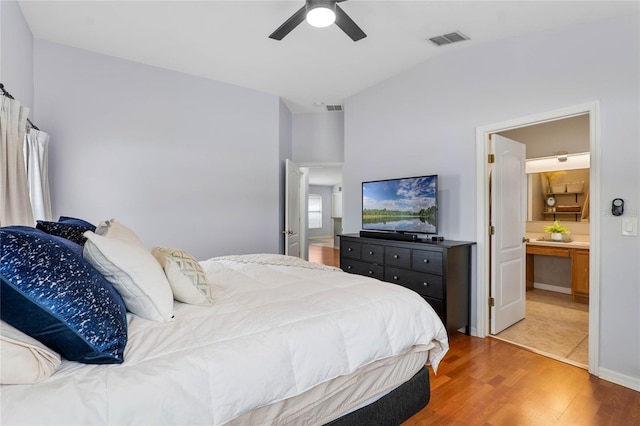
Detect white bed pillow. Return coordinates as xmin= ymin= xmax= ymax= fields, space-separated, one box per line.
xmin=1 ymin=321 xmax=61 ymax=384
xmin=83 ymin=231 xmax=174 ymax=322
xmin=95 ymin=218 xmax=145 ymax=247
xmin=152 ymin=247 xmax=214 ymax=306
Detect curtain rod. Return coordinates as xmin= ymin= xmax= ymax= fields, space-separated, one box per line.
xmin=0 ymin=82 xmax=40 ymax=131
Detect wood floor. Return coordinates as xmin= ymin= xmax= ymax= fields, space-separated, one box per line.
xmin=309 ymin=244 xmax=640 ymax=425
xmin=404 ymin=332 xmax=640 ymax=425
xmin=308 ymin=243 xmax=340 ymax=268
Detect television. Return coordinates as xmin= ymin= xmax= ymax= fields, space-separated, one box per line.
xmin=362 ymin=175 xmax=438 ymax=235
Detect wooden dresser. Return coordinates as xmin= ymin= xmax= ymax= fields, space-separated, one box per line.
xmin=339 ymin=234 xmax=474 ymax=334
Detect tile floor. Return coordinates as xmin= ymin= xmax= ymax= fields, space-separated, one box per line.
xmin=495 ymin=289 xmax=589 ymax=368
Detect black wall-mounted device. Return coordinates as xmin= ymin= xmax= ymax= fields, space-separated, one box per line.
xmin=612 ymin=198 xmax=624 ymax=216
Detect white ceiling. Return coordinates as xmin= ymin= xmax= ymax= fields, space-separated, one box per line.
xmin=18 ymin=1 xmax=636 ymax=113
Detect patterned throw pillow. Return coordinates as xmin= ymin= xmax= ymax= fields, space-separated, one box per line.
xmin=36 ymin=216 xmax=96 ymax=246
xmin=0 ymin=226 xmax=128 ymax=364
xmin=152 ymin=247 xmax=214 ymax=306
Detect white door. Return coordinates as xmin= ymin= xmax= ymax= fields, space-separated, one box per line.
xmin=284 ymin=159 xmax=302 ymax=258
xmin=490 ymin=134 xmax=527 ymax=334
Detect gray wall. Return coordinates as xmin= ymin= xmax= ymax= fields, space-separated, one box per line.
xmin=292 ymin=112 xmax=344 ymax=163
xmin=344 ymin=15 xmax=639 ymax=382
xmin=0 ymin=0 xmax=34 ymax=116
xmin=32 ymin=40 xmax=283 ymax=260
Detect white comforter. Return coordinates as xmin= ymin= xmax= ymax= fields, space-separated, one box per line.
xmin=1 ymin=254 xmax=448 ymax=425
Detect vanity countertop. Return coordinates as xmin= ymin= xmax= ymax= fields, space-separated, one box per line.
xmin=525 ymin=233 xmax=590 ymax=249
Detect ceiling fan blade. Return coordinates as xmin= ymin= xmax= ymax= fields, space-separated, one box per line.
xmin=269 ymin=5 xmax=307 ymax=40
xmin=335 ymin=4 xmax=366 ymax=41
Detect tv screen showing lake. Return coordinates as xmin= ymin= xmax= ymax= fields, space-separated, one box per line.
xmin=362 ymin=217 xmax=436 ymax=233
xmin=362 ymin=175 xmax=438 ymax=234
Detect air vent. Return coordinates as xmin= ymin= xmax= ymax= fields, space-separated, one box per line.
xmin=326 ymin=105 xmax=343 ymax=111
xmin=429 ymin=31 xmax=469 ymax=46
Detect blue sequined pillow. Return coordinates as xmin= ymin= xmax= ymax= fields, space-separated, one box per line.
xmin=36 ymin=216 xmax=96 ymax=246
xmin=0 ymin=226 xmax=128 ymax=364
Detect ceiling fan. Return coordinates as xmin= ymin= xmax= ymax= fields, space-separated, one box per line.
xmin=269 ymin=0 xmax=367 ymax=42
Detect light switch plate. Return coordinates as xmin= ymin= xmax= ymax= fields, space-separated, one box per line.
xmin=622 ymin=217 xmax=638 ymax=236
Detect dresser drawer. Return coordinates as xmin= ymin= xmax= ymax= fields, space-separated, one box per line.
xmin=361 ymin=244 xmax=384 ymax=264
xmin=412 ymin=250 xmax=443 ymax=274
xmin=341 ymin=240 xmax=361 ymax=260
xmin=341 ymin=259 xmax=384 ymax=280
xmin=385 ymin=267 xmax=443 ymax=299
xmin=385 ymin=247 xmax=411 ymax=269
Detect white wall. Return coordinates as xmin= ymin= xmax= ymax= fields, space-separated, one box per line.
xmin=292 ymin=112 xmax=344 ymax=163
xmin=33 ymin=40 xmax=283 ymax=260
xmin=345 ymin=15 xmax=639 ymax=383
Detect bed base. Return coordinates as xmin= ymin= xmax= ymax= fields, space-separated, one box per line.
xmin=325 ymin=366 xmax=430 ymax=426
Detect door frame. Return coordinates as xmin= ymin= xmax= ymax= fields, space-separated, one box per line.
xmin=284 ymin=159 xmax=308 ymax=260
xmin=475 ymin=101 xmax=600 ymax=376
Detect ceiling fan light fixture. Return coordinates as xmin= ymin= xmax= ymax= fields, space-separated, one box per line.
xmin=306 ymin=3 xmax=336 ymax=28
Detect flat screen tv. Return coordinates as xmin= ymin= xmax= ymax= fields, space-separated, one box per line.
xmin=362 ymin=175 xmax=438 ymax=235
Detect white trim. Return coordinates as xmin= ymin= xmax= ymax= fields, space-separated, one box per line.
xmin=475 ymin=101 xmax=600 ymax=378
xmin=533 ymin=283 xmax=572 ymax=295
xmin=598 ymin=368 xmax=640 ymax=392
xmin=490 ymin=335 xmax=587 ymax=370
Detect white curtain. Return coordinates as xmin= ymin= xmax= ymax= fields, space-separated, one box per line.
xmin=24 ymin=129 xmax=52 ymax=222
xmin=0 ymin=96 xmax=34 ymax=226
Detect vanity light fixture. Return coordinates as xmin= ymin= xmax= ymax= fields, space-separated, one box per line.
xmin=526 ymin=152 xmax=590 ymax=173
xmin=557 ymin=151 xmax=569 ymax=162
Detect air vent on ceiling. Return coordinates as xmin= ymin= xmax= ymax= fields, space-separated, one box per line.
xmin=326 ymin=105 xmax=343 ymax=111
xmin=429 ymin=31 xmax=469 ymax=46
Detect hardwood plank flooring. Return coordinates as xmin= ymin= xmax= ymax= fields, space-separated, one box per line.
xmin=309 ymin=247 xmax=640 ymax=425
xmin=404 ymin=332 xmax=640 ymax=425
xmin=308 ymin=243 xmax=340 ymax=268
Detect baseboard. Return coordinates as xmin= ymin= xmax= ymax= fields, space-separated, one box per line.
xmin=598 ymin=368 xmax=640 ymax=392
xmin=533 ymin=282 xmax=572 ymax=295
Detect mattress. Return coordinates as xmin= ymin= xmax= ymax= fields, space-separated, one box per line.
xmin=230 ymin=347 xmax=429 ymax=425
xmin=1 ymin=254 xmax=448 ymax=425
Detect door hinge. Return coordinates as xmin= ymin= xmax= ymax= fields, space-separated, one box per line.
xmin=488 ymin=154 xmax=495 ymax=163
xmin=488 ymin=297 xmax=495 ymax=307
xmin=488 ymin=225 xmax=495 ymax=235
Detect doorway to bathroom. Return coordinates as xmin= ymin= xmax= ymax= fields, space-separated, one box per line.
xmin=476 ymin=102 xmax=599 ymax=374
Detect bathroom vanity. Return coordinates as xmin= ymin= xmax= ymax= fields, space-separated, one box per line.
xmin=525 ymin=238 xmax=590 ymax=303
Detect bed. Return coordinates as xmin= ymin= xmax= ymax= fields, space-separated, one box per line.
xmin=0 ymin=220 xmax=448 ymax=425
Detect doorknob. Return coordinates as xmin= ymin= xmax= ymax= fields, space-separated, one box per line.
xmin=522 ymin=236 xmax=530 ymax=243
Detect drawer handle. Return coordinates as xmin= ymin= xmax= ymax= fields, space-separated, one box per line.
xmin=423 ymin=259 xmax=430 ymax=263
xmin=348 ymin=248 xmax=353 ymax=252
xmin=393 ymin=254 xmax=399 ymax=259
xmin=393 ymin=275 xmax=399 ymax=280
xmin=368 ymin=270 xmax=374 ymax=275
xmin=347 ymin=266 xmax=352 ymax=270
xmin=423 ymin=282 xmax=429 ymax=287
xmin=369 ymin=251 xmax=375 ymax=255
